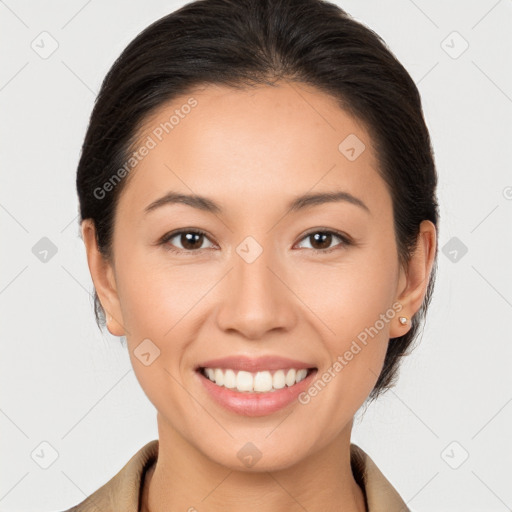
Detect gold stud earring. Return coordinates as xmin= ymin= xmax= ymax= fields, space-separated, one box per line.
xmin=398 ymin=316 xmax=408 ymax=325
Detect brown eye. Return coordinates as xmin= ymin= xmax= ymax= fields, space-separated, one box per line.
xmin=296 ymin=230 xmax=351 ymax=253
xmin=309 ymin=232 xmax=333 ymax=250
xmin=161 ymin=229 xmax=214 ymax=253
xmin=179 ymin=232 xmax=205 ymax=250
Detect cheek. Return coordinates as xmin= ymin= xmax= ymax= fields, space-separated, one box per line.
xmin=300 ymin=243 xmax=398 ymax=340
xmin=114 ymin=250 xmax=207 ymax=391
xmin=116 ymin=257 xmax=197 ymax=417
xmin=115 ymin=246 xmax=206 ymax=336
xmin=297 ymin=267 xmax=393 ymax=442
xmin=299 ymin=238 xmax=397 ymax=400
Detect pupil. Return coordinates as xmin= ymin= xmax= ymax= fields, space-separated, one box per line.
xmin=312 ymin=232 xmax=331 ymax=249
xmin=182 ymin=232 xmax=202 ymax=250
xmin=179 ymin=232 xmax=333 ymax=251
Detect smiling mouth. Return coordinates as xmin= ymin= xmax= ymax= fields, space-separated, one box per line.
xmin=197 ymin=366 xmax=317 ymax=393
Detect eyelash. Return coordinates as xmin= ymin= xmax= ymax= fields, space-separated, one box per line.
xmin=158 ymin=228 xmax=353 ymax=255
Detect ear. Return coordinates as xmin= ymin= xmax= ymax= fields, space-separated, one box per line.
xmin=80 ymin=219 xmax=125 ymax=336
xmin=390 ymin=220 xmax=437 ymax=338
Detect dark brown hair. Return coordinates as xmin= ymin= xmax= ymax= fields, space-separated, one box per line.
xmin=76 ymin=0 xmax=439 ymax=403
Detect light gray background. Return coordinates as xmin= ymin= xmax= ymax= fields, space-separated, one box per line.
xmin=1 ymin=1 xmax=511 ymax=511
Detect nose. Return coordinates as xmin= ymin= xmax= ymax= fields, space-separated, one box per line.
xmin=215 ymin=241 xmax=297 ymax=340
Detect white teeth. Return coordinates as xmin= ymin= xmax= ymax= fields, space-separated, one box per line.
xmin=201 ymin=367 xmax=311 ymax=393
xmin=296 ymin=369 xmax=308 ymax=382
xmin=214 ymin=368 xmax=224 ymax=386
xmin=254 ymin=371 xmax=273 ymax=392
xmin=236 ymin=370 xmax=253 ymax=392
xmin=223 ymin=369 xmax=237 ymax=388
xmin=285 ymin=369 xmax=296 ymax=386
xmin=273 ymin=369 xmax=286 ymax=389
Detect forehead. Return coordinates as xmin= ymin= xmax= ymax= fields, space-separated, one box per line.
xmin=117 ymin=81 xmax=389 ymax=220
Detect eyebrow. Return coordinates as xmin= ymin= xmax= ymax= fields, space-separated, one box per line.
xmin=144 ymin=190 xmax=371 ymax=216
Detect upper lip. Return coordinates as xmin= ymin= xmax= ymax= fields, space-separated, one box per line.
xmin=197 ymin=355 xmax=317 ymax=373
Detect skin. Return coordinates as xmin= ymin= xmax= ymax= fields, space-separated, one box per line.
xmin=81 ymin=81 xmax=436 ymax=512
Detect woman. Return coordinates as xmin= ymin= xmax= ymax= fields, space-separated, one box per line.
xmin=69 ymin=0 xmax=439 ymax=510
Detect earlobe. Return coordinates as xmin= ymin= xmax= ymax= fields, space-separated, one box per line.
xmin=390 ymin=220 xmax=437 ymax=338
xmin=105 ymin=311 xmax=125 ymax=337
xmin=80 ymin=219 xmax=126 ymax=336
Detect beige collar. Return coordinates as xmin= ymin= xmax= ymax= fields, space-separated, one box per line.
xmin=63 ymin=439 xmax=410 ymax=512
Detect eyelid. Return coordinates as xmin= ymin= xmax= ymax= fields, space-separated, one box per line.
xmin=159 ymin=228 xmax=217 ymax=254
xmin=294 ymin=228 xmax=353 ymax=252
xmin=159 ymin=227 xmax=353 ymax=254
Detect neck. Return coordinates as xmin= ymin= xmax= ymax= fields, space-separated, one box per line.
xmin=141 ymin=417 xmax=366 ymax=512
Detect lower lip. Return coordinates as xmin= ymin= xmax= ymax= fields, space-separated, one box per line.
xmin=196 ymin=368 xmax=318 ymax=417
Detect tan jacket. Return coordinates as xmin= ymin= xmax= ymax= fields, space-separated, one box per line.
xmin=61 ymin=440 xmax=410 ymax=512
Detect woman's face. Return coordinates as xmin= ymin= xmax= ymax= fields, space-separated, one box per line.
xmin=87 ymin=81 xmax=421 ymax=470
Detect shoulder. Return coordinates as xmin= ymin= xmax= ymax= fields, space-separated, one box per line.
xmin=58 ymin=439 xmax=159 ymax=512
xmin=350 ymin=443 xmax=411 ymax=512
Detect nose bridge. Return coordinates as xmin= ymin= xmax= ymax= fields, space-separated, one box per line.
xmin=215 ymin=234 xmax=296 ymax=338
xmin=236 ymin=236 xmax=276 ymax=296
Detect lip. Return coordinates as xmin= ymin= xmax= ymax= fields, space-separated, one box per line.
xmin=196 ymin=355 xmax=316 ymax=373
xmin=196 ymin=367 xmax=318 ymax=417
